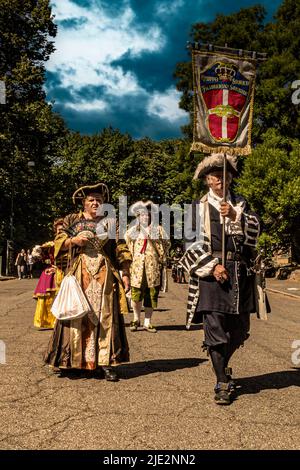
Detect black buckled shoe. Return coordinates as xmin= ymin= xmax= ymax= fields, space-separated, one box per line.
xmin=102 ymin=366 xmax=119 ymax=382
xmin=129 ymin=320 xmax=140 ymax=332
xmin=214 ymin=382 xmax=232 ymax=405
xmin=93 ymin=367 xmax=105 ymax=379
xmin=225 ymin=367 xmax=236 ymax=396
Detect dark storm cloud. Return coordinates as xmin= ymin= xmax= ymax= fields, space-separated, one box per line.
xmin=113 ymin=0 xmax=282 ymax=93
xmin=57 ymin=17 xmax=88 ymax=29
xmin=60 ymin=107 xmax=186 ymax=141
xmin=53 ymin=90 xmax=187 ymax=140
xmin=47 ymin=0 xmax=283 ymax=139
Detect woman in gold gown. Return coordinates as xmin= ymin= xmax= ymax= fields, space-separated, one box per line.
xmin=44 ymin=183 xmax=131 ymax=381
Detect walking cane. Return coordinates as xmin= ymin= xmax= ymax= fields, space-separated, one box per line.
xmin=222 ymin=153 xmax=227 ymax=267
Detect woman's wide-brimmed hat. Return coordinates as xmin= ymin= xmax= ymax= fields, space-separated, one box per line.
xmin=72 ymin=182 xmax=110 ymax=205
xmin=129 ymin=200 xmax=159 ymax=217
xmin=193 ymin=153 xmax=238 ymax=180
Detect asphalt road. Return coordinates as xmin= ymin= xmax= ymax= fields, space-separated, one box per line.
xmin=0 ymin=276 xmax=299 ymax=450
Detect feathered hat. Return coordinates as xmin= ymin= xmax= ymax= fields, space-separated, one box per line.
xmin=72 ymin=182 xmax=110 ymax=205
xmin=129 ymin=200 xmax=159 ymax=217
xmin=193 ymin=153 xmax=238 ymax=180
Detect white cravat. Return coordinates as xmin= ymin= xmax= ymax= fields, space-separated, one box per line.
xmin=208 ymin=189 xmax=244 ymax=236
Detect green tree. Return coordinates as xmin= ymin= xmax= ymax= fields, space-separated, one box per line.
xmin=237 ymin=129 xmax=300 ymax=260
xmin=174 ymin=1 xmax=300 ymax=142
xmin=254 ymin=0 xmax=300 ymax=140
xmin=50 ymin=128 xmax=136 ymax=218
xmin=0 ymin=0 xmax=67 ymax=254
xmin=50 ymin=129 xmax=179 ymax=213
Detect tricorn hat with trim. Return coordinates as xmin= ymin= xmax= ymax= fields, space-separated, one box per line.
xmin=129 ymin=200 xmax=159 ymax=217
xmin=193 ymin=153 xmax=238 ymax=180
xmin=72 ymin=182 xmax=110 ymax=205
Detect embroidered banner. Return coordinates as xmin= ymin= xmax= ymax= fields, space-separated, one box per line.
xmin=191 ymin=50 xmax=257 ymax=155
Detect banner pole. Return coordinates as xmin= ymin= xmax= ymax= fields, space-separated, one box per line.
xmin=222 ymin=153 xmax=227 ymax=266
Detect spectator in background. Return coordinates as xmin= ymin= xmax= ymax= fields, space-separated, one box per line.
xmin=15 ymin=249 xmax=26 ymax=280
xmin=26 ymin=249 xmax=34 ymax=278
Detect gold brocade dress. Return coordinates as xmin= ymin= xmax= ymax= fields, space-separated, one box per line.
xmin=44 ymin=214 xmax=131 ymax=370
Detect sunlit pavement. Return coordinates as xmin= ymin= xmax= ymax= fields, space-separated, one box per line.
xmin=0 ymin=275 xmax=299 ymax=450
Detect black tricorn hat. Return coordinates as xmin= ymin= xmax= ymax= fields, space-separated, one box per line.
xmin=72 ymin=182 xmax=110 ymax=205
xmin=193 ymin=153 xmax=238 ymax=180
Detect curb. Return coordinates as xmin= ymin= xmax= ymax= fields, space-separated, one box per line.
xmin=266 ymin=287 xmax=300 ymax=300
xmin=0 ymin=277 xmax=16 ymax=281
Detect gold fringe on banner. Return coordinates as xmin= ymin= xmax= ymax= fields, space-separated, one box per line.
xmin=189 ymin=142 xmax=252 ymax=156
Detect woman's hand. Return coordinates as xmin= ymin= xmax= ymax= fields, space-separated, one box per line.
xmin=220 ymin=202 xmax=236 ymax=221
xmin=45 ymin=266 xmax=57 ymax=275
xmin=213 ymin=264 xmax=229 ymax=283
xmin=122 ymin=274 xmax=131 ymax=293
xmin=71 ymin=235 xmax=89 ymax=247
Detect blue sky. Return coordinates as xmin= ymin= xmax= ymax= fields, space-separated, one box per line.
xmin=46 ymin=0 xmax=282 ymax=140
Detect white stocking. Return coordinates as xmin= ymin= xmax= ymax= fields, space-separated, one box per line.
xmin=144 ymin=307 xmax=153 ymax=327
xmin=132 ymin=301 xmax=142 ymax=323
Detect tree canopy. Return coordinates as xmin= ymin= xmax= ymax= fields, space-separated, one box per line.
xmin=237 ymin=129 xmax=300 ymax=258
xmin=0 ymin=0 xmax=66 ymax=253
xmin=174 ymin=1 xmax=300 ymax=142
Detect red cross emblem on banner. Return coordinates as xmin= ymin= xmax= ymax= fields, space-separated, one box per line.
xmin=200 ymin=62 xmax=249 ymax=143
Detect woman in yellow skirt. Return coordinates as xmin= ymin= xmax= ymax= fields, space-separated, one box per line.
xmin=33 ymin=219 xmax=64 ymax=329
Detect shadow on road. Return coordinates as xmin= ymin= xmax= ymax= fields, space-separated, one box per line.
xmin=155 ymin=324 xmax=203 ymax=331
xmin=118 ymin=357 xmax=208 ymax=379
xmin=51 ymin=358 xmax=208 ymax=381
xmin=235 ymin=369 xmax=300 ymax=396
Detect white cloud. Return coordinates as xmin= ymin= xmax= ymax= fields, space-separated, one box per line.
xmin=156 ymin=0 xmax=185 ymax=16
xmin=64 ymin=98 xmax=107 ymax=112
xmin=147 ymin=87 xmax=187 ymax=122
xmin=47 ymin=1 xmax=188 ymax=134
xmin=48 ymin=0 xmax=165 ymax=97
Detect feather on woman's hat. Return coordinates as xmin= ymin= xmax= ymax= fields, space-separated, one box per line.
xmin=72 ymin=182 xmax=110 ymax=205
xmin=193 ymin=153 xmax=238 ymax=180
xmin=129 ymin=200 xmax=159 ymax=217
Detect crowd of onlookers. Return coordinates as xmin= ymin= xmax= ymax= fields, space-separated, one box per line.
xmin=14 ymin=247 xmax=45 ymax=279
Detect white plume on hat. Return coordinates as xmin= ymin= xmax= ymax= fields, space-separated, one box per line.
xmin=193 ymin=153 xmax=238 ymax=180
xmin=32 ymin=245 xmax=42 ymax=260
xmin=129 ymin=200 xmax=159 ymax=216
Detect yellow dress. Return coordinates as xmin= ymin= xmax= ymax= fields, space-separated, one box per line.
xmin=33 ymin=268 xmax=64 ymax=329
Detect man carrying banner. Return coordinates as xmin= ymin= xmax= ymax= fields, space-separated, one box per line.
xmin=180 ymin=153 xmax=261 ymax=405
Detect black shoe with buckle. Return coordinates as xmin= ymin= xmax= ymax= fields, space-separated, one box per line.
xmin=102 ymin=366 xmax=119 ymax=382
xmin=129 ymin=320 xmax=140 ymax=332
xmin=214 ymin=382 xmax=232 ymax=405
xmin=143 ymin=324 xmax=157 ymax=333
xmin=93 ymin=367 xmax=105 ymax=379
xmin=225 ymin=367 xmax=236 ymax=395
